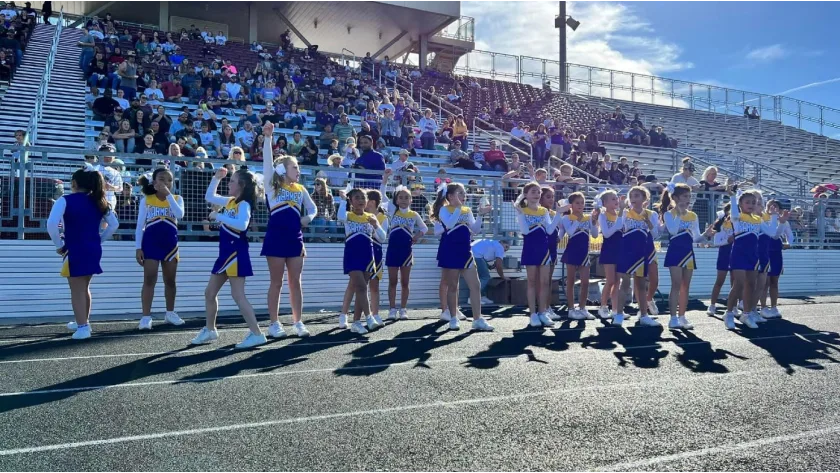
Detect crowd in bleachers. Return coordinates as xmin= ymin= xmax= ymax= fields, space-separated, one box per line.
xmin=0 ymin=1 xmax=37 ymax=81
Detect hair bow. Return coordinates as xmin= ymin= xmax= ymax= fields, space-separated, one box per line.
xmin=82 ymin=163 xmax=98 ymax=173
xmin=436 ymin=183 xmax=447 ymax=196
xmin=274 ymin=163 xmax=286 ymax=176
xmin=141 ymin=171 xmax=153 ymax=182
xmin=666 ymin=182 xmax=676 ymax=194
xmin=716 ymin=210 xmax=725 ymax=219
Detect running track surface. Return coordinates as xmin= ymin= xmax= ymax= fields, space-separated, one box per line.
xmin=2 ymin=298 xmax=840 ymax=471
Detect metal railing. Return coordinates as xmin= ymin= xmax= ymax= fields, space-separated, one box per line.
xmin=4 ymin=145 xmax=836 ymax=248
xmin=433 ymin=16 xmax=475 ymax=43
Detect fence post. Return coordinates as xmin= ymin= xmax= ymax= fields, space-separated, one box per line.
xmin=15 ymin=149 xmax=27 ymax=240
xmin=816 ymin=199 xmax=826 ymax=249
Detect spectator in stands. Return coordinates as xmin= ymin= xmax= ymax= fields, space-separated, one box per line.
xmin=118 ymin=51 xmax=139 ymax=100
xmin=148 ymin=121 xmax=168 ymax=153
xmin=318 ymin=123 xmax=337 ymax=149
xmin=234 ymin=120 xmax=256 ymax=150
xmin=449 ymin=141 xmax=476 ymax=169
xmin=131 ymin=108 xmax=151 ymax=145
xmin=342 ymin=137 xmax=359 ymax=167
xmin=112 ymin=119 xmax=136 ymax=153
xmin=298 ymin=136 xmax=320 ymax=166
xmin=630 ymin=113 xmax=644 ymax=129
xmin=354 ymin=135 xmax=385 ymax=186
xmin=389 ymin=149 xmax=414 ymax=173
xmin=699 ymin=166 xmax=726 ymax=191
xmin=554 ymin=163 xmax=587 ymax=186
xmin=378 ymin=108 xmax=400 ymax=147
xmin=482 ymin=140 xmax=506 ymax=172
xmin=286 ymin=131 xmax=305 ymax=156
xmin=92 ymin=88 xmax=119 ymax=121
xmin=669 ymin=157 xmax=700 ymax=189
xmin=452 ymin=115 xmax=469 ymax=151
xmin=0 ymin=49 xmax=11 ymax=81
xmin=584 ymin=129 xmax=608 ymax=155
xmin=284 ymin=103 xmax=307 ymax=129
xmin=197 ymin=122 xmax=218 ymax=156
xmin=629 ymin=159 xmax=643 ymax=180
xmin=333 ymin=113 xmax=356 ymax=143
xmin=418 ymin=109 xmax=437 ymax=150
xmin=744 ymin=106 xmax=751 ymax=118
xmin=750 ymin=107 xmax=760 ymax=119
xmin=143 ymin=79 xmax=164 ymax=105
xmin=77 ymin=27 xmax=96 ymax=73
xmin=161 ymin=77 xmax=183 ymax=102
xmin=399 ymin=110 xmax=417 ymax=147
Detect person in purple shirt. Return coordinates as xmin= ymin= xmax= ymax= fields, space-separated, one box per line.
xmin=353 ymin=135 xmax=385 ymax=188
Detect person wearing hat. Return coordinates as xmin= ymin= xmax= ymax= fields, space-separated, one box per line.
xmin=669 ymin=156 xmax=700 ymax=190
xmin=390 ymin=148 xmax=414 ymax=172
xmin=118 ymin=50 xmax=139 ymax=101
xmin=325 ymin=154 xmax=346 ymax=187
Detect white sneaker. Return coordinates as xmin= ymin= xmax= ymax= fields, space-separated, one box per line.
xmin=165 ymin=311 xmax=185 ymax=326
xmin=598 ymin=307 xmax=611 ymax=319
xmin=760 ymin=307 xmax=775 ymax=319
xmin=455 ymin=310 xmax=467 ymax=321
xmin=707 ymin=303 xmax=717 ymax=315
xmin=71 ymin=324 xmax=91 ymax=340
xmin=637 ymin=315 xmax=661 ymax=327
xmin=138 ymin=316 xmax=153 ymax=330
xmin=724 ymin=311 xmax=737 ymax=330
xmin=472 ymin=318 xmax=495 ymax=331
xmin=387 ymin=308 xmax=398 ymax=321
xmin=752 ymin=312 xmax=767 ymax=323
xmin=581 ymin=309 xmax=596 ymax=320
xmin=372 ymin=314 xmax=384 ymax=326
xmin=190 ymin=327 xmax=218 ymax=345
xmin=480 ymin=296 xmax=493 ymax=305
xmin=398 ymin=308 xmax=408 ymax=320
xmin=449 ymin=316 xmax=460 ymax=330
xmin=668 ymin=316 xmax=682 ymax=330
xmin=648 ymin=301 xmax=659 ymax=315
xmin=529 ymin=313 xmax=542 ymax=327
xmin=611 ymin=313 xmax=624 ymax=326
xmin=439 ymin=309 xmax=452 ymax=322
xmin=293 ymin=321 xmax=310 ymax=337
xmin=769 ymin=307 xmax=782 ymax=318
xmin=268 ymin=321 xmax=287 ymax=338
xmin=366 ymin=315 xmax=381 ymax=331
xmin=66 ymin=321 xmax=78 ymax=331
xmin=235 ymin=331 xmax=267 ymax=349
xmin=547 ymin=308 xmax=562 ymax=321
xmin=568 ymin=309 xmax=586 ymax=320
xmin=350 ymin=321 xmax=368 ymax=334
xmin=538 ymin=312 xmax=555 ymax=327
xmin=740 ymin=313 xmax=758 ymax=329
xmin=338 ymin=314 xmax=348 ymax=329
xmin=679 ymin=316 xmax=694 ymax=330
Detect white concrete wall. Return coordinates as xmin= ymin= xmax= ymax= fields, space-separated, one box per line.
xmin=1 ymin=241 xmax=837 ymax=319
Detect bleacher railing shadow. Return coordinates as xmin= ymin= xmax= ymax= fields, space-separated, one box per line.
xmin=2 ymin=145 xmax=838 ymax=249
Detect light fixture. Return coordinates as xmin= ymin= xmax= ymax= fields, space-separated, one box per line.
xmin=555 ymin=15 xmax=580 ymax=31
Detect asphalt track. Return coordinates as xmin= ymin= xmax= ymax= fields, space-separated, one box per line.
xmin=1 ymin=297 xmax=840 ymax=471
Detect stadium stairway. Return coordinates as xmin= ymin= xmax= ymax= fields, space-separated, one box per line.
xmin=0 ymin=23 xmax=54 ymax=146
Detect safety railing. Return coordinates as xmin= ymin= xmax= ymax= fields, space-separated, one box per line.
xmin=433 ymin=16 xmax=475 ymax=43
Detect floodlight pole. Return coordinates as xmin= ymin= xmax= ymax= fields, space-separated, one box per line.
xmin=558 ymin=2 xmax=568 ymax=92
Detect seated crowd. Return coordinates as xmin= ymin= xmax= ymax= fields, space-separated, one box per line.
xmin=0 ymin=1 xmax=36 ymax=81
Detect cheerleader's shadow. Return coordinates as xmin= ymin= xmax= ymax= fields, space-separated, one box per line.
xmin=464 ymin=320 xmax=584 ymax=370
xmin=337 ymin=321 xmax=473 ymax=376
xmin=731 ymin=317 xmax=840 ymax=375
xmin=611 ymin=326 xmax=669 ymax=369
xmin=670 ymin=329 xmax=747 ymax=374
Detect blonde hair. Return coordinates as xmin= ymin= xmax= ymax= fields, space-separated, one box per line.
xmin=701 ymin=166 xmax=718 ymax=182
xmin=596 ymin=189 xmax=618 ymax=206
xmin=271 ymin=155 xmax=298 ymax=194
xmin=229 ymin=146 xmax=245 ymax=161
xmin=313 ymin=177 xmax=329 ymax=197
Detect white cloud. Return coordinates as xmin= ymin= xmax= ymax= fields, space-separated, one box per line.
xmin=459 ymin=1 xmax=693 ymax=79
xmin=745 ymin=44 xmax=788 ymax=63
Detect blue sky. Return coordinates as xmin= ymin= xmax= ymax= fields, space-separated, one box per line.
xmin=460 ymin=1 xmax=840 ymax=130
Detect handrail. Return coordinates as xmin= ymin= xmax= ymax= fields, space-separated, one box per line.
xmin=30 ymin=8 xmax=63 ymax=144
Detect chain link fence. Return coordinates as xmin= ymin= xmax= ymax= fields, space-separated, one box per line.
xmin=1 ymin=145 xmax=837 ymax=249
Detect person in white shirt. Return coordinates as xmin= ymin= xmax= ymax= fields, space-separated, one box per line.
xmin=323 ymin=72 xmax=335 ymax=86
xmin=201 ymin=27 xmax=212 ymax=41
xmin=510 ymin=122 xmax=528 ymax=139
xmin=226 ymin=77 xmax=242 ymax=100
xmin=669 ymin=157 xmax=700 ymax=189
xmin=143 ymin=80 xmax=164 ymax=104
xmin=113 ymin=88 xmax=129 ymax=110
xmin=389 ymin=149 xmax=412 ymax=172
xmin=469 ymin=239 xmax=510 ymax=304
xmin=417 ymin=109 xmax=437 ymax=150
xmin=215 ymin=31 xmax=227 ymax=46
xmin=236 ymin=121 xmax=256 ymax=149
xmin=377 ymin=97 xmax=395 ymax=115
xmin=0 ymin=5 xmax=16 ymax=18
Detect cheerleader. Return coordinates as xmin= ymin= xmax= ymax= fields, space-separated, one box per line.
xmin=707 ymin=204 xmax=734 ymax=315
xmin=337 ymin=188 xmax=386 ymax=334
xmin=47 ymin=164 xmax=119 ymax=340
xmin=432 ymin=182 xmax=494 ymax=331
xmin=660 ymin=184 xmax=715 ymax=330
xmin=612 ymin=186 xmax=660 ymax=327
xmin=596 ymin=189 xmax=624 ymax=320
xmin=760 ymin=199 xmax=793 ymax=319
xmin=645 ymin=196 xmax=662 ymax=318
xmin=434 ymin=218 xmax=467 ymax=323
xmin=135 ymin=168 xmax=185 ymax=330
xmin=560 ymin=192 xmax=599 ymax=320
xmin=540 ymin=187 xmax=563 ymax=321
xmin=260 ymin=123 xmax=317 ymax=339
xmin=514 ymin=182 xmax=563 ymax=328
xmin=381 ymin=169 xmax=428 ymax=320
xmin=724 ymin=190 xmax=785 ymax=330
xmin=190 ymin=167 xmax=267 ymax=348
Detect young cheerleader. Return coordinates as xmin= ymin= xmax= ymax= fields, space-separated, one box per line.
xmin=541 ymin=187 xmax=563 ymax=321
xmin=660 ymin=184 xmax=715 ymax=330
xmin=432 ymin=182 xmax=494 ymax=331
xmin=381 ymin=168 xmax=428 ymax=320
xmin=135 ymin=167 xmax=185 ymax=330
xmin=611 ymin=186 xmax=661 ymax=327
xmin=596 ymin=189 xmax=624 ymax=319
xmin=760 ymin=199 xmax=793 ymax=319
xmin=191 ymin=167 xmax=267 ymax=348
xmin=645 ymin=196 xmax=662 ymax=318
xmin=337 ymin=188 xmax=386 ymax=334
xmin=708 ymin=204 xmax=734 ymax=315
xmin=260 ymin=123 xmax=317 ymax=338
xmin=47 ymin=165 xmax=119 ymax=339
xmin=723 ymin=189 xmax=785 ymax=330
xmin=560 ymin=192 xmax=599 ymax=320
xmin=515 ymin=182 xmax=563 ymax=328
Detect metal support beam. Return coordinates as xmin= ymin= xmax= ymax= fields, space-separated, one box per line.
xmin=68 ymin=1 xmax=115 ymax=28
xmin=372 ymin=30 xmax=408 ymax=59
xmin=558 ymin=1 xmax=568 ymax=92
xmin=272 ymin=7 xmax=312 ymax=48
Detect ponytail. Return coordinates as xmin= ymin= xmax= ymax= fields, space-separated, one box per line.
xmin=657 ymin=188 xmax=672 ymax=217
xmin=71 ymin=167 xmax=109 ymax=215
xmin=657 ymin=183 xmax=691 ymax=216
xmin=234 ymin=169 xmax=262 ymax=209
xmin=431 ymin=182 xmax=463 ymax=221
xmin=713 ymin=203 xmax=731 ymax=232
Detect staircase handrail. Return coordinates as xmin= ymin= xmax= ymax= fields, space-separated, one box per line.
xmin=31 ymin=8 xmax=63 ymax=144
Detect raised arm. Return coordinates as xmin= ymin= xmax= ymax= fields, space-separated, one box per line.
xmin=135 ymin=196 xmax=147 ymax=249
xmin=467 ymin=208 xmax=483 ymax=233
xmin=730 ymin=191 xmax=742 ymax=221
xmin=336 ymin=197 xmax=348 ymax=222
xmin=205 ymin=170 xmax=233 ymax=206
xmin=262 ymin=123 xmax=275 ymax=182
xmin=46 ymin=196 xmax=67 ymax=249
xmin=372 ymin=219 xmax=387 ymax=242
xmin=215 ymin=201 xmax=251 ymax=231
xmin=761 ymin=213 xmax=778 ymax=236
